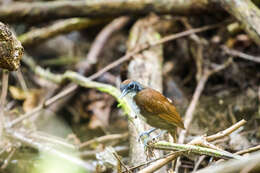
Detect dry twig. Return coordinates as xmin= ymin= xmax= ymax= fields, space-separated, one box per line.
xmin=222 ymin=46 xmax=260 ymax=63
xmin=236 ymin=145 xmax=260 ymax=155
xmin=78 ymin=16 xmax=129 ymax=75
xmin=79 ymin=132 xmax=128 ymax=149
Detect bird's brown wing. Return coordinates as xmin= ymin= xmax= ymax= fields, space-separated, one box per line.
xmin=134 ymin=88 xmax=185 ymax=129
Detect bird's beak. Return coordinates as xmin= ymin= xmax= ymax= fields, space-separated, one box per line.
xmin=119 ymin=89 xmax=128 ymax=99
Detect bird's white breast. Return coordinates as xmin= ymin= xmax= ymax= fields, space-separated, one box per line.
xmin=125 ymin=93 xmax=147 ymax=122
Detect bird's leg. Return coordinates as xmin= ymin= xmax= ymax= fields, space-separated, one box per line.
xmin=138 ymin=128 xmax=157 ymax=146
xmin=139 ymin=128 xmax=157 ymax=141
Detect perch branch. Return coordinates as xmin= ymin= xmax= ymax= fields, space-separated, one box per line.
xmin=149 ymin=141 xmax=242 ymax=160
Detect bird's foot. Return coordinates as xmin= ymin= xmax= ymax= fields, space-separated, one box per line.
xmin=151 ymin=130 xmax=167 ymax=141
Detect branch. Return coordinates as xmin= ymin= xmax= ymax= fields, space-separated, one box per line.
xmin=206 ymin=119 xmax=247 ymax=142
xmin=138 ymin=152 xmax=183 ymax=173
xmin=0 ymin=0 xmax=217 ymax=23
xmin=236 ymin=145 xmax=260 ymax=155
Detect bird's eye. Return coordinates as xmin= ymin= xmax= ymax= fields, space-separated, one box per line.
xmin=129 ymin=83 xmax=134 ymax=89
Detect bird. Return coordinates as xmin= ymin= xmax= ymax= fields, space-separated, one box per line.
xmin=120 ymin=79 xmax=185 ymax=142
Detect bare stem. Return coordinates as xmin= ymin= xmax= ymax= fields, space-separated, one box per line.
xmin=0 ymin=70 xmax=9 ymax=137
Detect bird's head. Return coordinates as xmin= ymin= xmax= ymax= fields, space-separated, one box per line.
xmin=120 ymin=79 xmax=143 ymax=98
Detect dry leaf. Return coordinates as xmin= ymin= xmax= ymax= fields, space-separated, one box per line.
xmin=9 ymin=86 xmax=27 ymax=100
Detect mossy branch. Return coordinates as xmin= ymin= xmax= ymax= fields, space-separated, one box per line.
xmin=22 ymin=56 xmax=131 ymax=116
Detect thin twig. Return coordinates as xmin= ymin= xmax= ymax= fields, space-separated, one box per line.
xmin=222 ymin=46 xmax=260 ymax=63
xmin=236 ymin=145 xmax=260 ymax=155
xmin=206 ymin=119 xmax=247 ymax=142
xmin=79 ymin=132 xmax=128 ymax=149
xmin=78 ymin=16 xmax=129 ymax=75
xmin=192 ymin=156 xmax=206 ymax=172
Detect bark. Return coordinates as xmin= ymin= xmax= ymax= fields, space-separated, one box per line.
xmin=219 ymin=0 xmax=260 ymax=46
